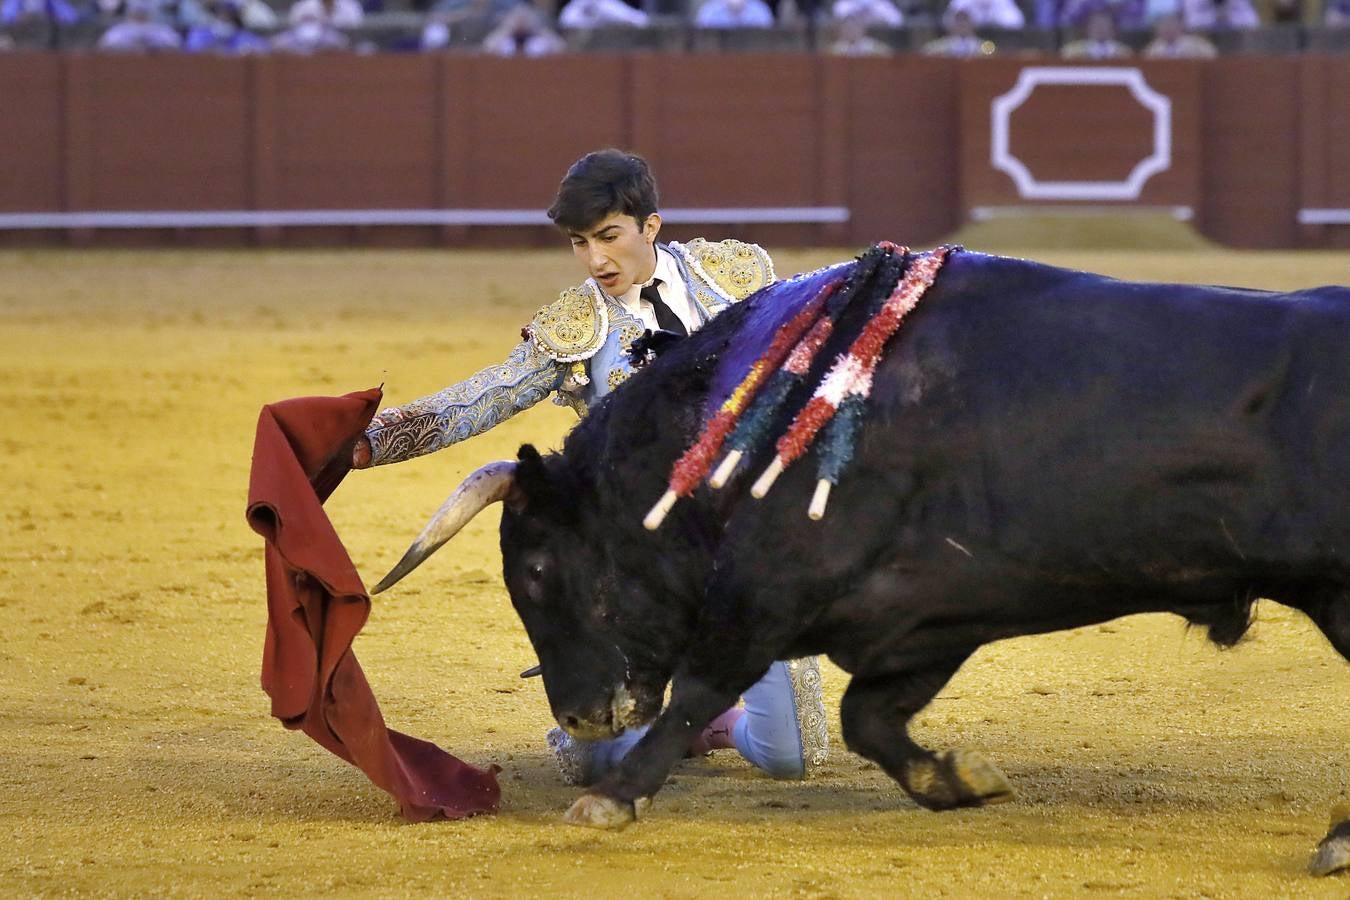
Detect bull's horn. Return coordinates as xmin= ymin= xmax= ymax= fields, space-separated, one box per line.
xmin=370 ymin=460 xmax=517 ymax=594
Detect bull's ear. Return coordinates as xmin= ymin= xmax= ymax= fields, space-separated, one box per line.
xmin=509 ymin=443 xmax=548 ymax=513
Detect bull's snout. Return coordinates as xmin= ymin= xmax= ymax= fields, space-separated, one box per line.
xmin=555 ymin=704 xmax=619 ymax=742
xmin=552 ymin=681 xmax=644 ymax=740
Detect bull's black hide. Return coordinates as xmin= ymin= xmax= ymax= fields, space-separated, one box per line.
xmin=497 ymin=250 xmax=1350 ymax=827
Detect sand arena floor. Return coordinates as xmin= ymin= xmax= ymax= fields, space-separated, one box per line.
xmin=1 ymin=245 xmax=1347 ymax=898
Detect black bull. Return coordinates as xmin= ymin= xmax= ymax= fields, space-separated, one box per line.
xmin=379 ymin=250 xmax=1350 ymax=830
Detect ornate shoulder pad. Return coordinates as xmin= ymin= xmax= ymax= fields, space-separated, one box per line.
xmin=681 ymin=238 xmax=776 ymax=301
xmin=525 ymin=282 xmax=609 ymax=363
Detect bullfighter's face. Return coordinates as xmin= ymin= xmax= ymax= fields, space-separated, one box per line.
xmin=567 ymin=211 xmax=662 ymax=300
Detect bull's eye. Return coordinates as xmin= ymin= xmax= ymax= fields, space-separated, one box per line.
xmin=518 ymin=553 xmax=550 ymax=602
xmin=523 ymin=554 xmax=548 ymax=584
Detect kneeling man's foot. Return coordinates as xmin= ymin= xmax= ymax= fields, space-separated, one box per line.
xmin=546 ymin=727 xmax=600 ymax=787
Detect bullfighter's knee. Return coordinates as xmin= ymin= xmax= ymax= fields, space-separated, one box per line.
xmin=735 ymin=717 xmax=805 ymax=780
xmin=735 ymin=659 xmax=829 ymax=779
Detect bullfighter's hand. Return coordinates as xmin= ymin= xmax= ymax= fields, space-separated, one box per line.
xmin=351 ymin=436 xmax=372 ymax=469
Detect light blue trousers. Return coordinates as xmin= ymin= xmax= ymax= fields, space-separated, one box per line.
xmin=582 ymin=660 xmax=806 ymax=780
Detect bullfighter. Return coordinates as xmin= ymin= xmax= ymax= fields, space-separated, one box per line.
xmin=351 ymin=148 xmax=830 ymax=784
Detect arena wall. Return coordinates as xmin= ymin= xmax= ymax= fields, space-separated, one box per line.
xmin=1 ymin=53 xmax=1346 ymax=249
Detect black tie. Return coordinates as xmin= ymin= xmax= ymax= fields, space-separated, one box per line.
xmin=640 ymin=280 xmax=687 ymax=337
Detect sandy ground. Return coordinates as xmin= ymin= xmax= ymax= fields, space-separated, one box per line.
xmin=1 ymin=244 xmax=1347 ymax=898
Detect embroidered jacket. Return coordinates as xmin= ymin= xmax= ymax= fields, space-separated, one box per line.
xmin=365 ymin=238 xmax=775 ymax=466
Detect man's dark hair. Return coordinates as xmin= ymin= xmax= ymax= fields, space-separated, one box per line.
xmin=547 ymin=149 xmax=659 ymax=233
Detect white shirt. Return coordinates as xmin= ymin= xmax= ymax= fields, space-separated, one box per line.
xmin=559 ymin=0 xmax=649 ymax=28
xmin=607 ymin=247 xmax=700 ymax=335
xmin=288 ymin=0 xmax=363 ymax=27
xmin=98 ymin=19 xmax=183 ymax=50
xmin=944 ymin=0 xmax=1024 ymax=28
xmin=832 ymin=0 xmax=904 ymax=26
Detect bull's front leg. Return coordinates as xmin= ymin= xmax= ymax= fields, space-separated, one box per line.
xmin=562 ymin=667 xmax=764 ymax=829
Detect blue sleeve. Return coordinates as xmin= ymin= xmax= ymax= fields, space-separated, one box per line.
xmin=365 ymin=340 xmax=564 ymax=466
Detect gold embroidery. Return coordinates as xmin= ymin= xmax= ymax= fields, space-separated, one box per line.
xmin=607 ymin=365 xmax=632 ymax=393
xmin=786 ymin=657 xmax=829 ymax=771
xmin=617 ymin=323 xmax=643 ymax=350
xmin=682 ymin=238 xmax=776 ymax=304
xmin=527 ymin=283 xmax=607 ymax=362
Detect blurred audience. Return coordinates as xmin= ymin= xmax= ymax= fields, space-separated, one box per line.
xmin=272 ymin=8 xmax=350 ymax=49
xmin=482 ymin=3 xmax=564 ymax=54
xmin=236 ymin=0 xmax=278 ymax=28
xmin=1182 ymin=0 xmax=1258 ymax=28
xmin=184 ymin=0 xmax=269 ymax=51
xmin=2 ymin=0 xmax=81 ymax=27
xmin=98 ymin=0 xmax=182 ymax=49
xmin=943 ymin=0 xmax=1023 ymax=29
xmin=1031 ymin=0 xmax=1057 ymax=27
xmin=428 ymin=0 xmax=518 ymax=45
xmin=1137 ymin=0 xmax=1181 ymax=25
xmin=922 ymin=8 xmax=995 ymax=54
xmin=831 ymin=0 xmax=902 ymax=27
xmin=5 ymin=0 xmax=1346 ymax=55
xmin=1061 ymin=8 xmax=1132 ymax=55
xmin=694 ymin=0 xmax=776 ymax=28
xmin=827 ymin=7 xmax=892 ymax=53
xmin=287 ymin=0 xmax=362 ymax=28
xmin=558 ymin=0 xmax=648 ymax=28
xmin=1058 ymin=0 xmax=1145 ymax=29
xmin=1268 ymin=0 xmax=1300 ymax=24
xmin=420 ymin=10 xmax=453 ymax=45
xmin=1142 ymin=11 xmax=1216 ymax=54
xmin=170 ymin=0 xmax=278 ymax=30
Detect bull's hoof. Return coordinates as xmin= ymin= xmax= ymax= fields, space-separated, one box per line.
xmin=563 ymin=793 xmax=637 ymax=830
xmin=943 ymin=748 xmax=1015 ymax=806
xmin=903 ymin=750 xmax=1014 ymax=811
xmin=1310 ymin=837 xmax=1350 ymax=877
xmin=1309 ymin=804 xmax=1350 ymax=877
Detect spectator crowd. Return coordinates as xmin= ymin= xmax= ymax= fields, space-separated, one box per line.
xmin=1 ymin=0 xmax=1347 ymax=56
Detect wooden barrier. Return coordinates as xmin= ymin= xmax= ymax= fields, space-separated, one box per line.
xmin=0 ymin=53 xmax=1347 ymax=249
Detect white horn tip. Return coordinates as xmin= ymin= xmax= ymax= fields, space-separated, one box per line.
xmin=708 ymin=450 xmax=743 ymax=490
xmin=644 ymin=489 xmax=679 ymax=530
xmin=750 ymin=457 xmax=784 ymax=499
xmin=808 ymin=479 xmax=831 ymax=520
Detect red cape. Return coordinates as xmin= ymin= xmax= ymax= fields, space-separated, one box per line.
xmin=246 ymin=388 xmax=500 ymax=821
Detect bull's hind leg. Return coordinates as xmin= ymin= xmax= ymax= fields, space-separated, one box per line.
xmin=841 ymin=657 xmax=1014 ymax=810
xmin=1312 ymin=590 xmax=1350 ymax=662
xmin=1284 ymin=585 xmax=1350 ymax=662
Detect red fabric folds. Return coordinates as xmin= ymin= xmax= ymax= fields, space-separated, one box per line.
xmin=246 ymin=388 xmax=500 ymax=822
